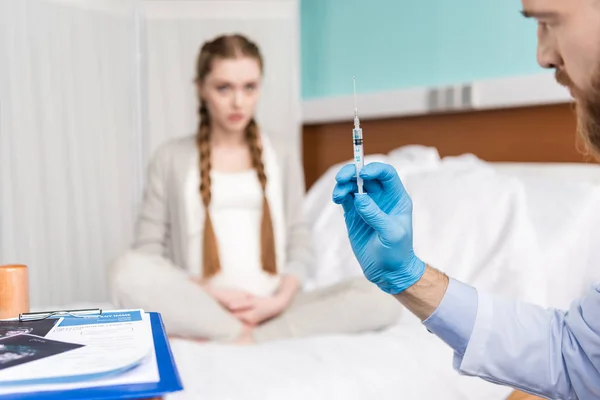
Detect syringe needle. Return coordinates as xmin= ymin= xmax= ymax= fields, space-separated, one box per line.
xmin=353 ymin=76 xmax=357 ymax=114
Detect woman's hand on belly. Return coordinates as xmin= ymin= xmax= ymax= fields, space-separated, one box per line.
xmin=231 ymin=275 xmax=300 ymax=325
xmin=192 ymin=275 xmax=299 ymax=326
xmin=199 ymin=282 xmax=256 ymax=312
xmin=232 ymin=295 xmax=287 ymax=326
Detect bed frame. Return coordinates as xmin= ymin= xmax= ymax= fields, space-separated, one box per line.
xmin=302 ymin=102 xmax=581 ymax=400
xmin=302 ymin=102 xmax=586 ymax=189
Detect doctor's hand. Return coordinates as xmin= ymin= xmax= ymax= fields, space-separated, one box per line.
xmin=332 ymin=162 xmax=426 ymax=294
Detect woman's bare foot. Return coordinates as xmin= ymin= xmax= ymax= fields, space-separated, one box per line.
xmin=232 ymin=324 xmax=255 ymax=345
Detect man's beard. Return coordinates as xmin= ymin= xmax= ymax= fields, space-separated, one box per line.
xmin=556 ymin=68 xmax=600 ymax=160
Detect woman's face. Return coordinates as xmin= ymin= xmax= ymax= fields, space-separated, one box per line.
xmin=199 ymin=56 xmax=262 ymax=134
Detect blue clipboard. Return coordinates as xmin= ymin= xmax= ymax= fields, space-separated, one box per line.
xmin=1 ymin=312 xmax=184 ymax=400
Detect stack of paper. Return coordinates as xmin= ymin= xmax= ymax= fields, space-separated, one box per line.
xmin=0 ymin=309 xmax=160 ymax=396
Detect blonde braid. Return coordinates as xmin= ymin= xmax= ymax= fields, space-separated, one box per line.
xmin=197 ymin=104 xmax=221 ymax=279
xmin=246 ymin=119 xmax=277 ymax=275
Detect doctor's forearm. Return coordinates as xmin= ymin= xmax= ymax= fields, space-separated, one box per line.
xmin=393 ymin=266 xmax=449 ymax=321
xmin=396 ymin=267 xmax=478 ymax=356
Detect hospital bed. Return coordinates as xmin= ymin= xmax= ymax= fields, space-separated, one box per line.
xmin=64 ymin=103 xmax=600 ymax=399
xmin=153 ymin=102 xmax=599 ymax=400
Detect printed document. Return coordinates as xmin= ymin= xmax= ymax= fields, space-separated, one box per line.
xmin=0 ymin=310 xmax=159 ymax=394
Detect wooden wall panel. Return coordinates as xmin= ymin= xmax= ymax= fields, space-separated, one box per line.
xmin=302 ymin=103 xmax=585 ymax=188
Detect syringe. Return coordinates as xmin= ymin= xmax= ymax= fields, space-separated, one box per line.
xmin=352 ymin=76 xmax=364 ymax=194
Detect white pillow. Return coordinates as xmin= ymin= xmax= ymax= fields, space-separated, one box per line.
xmin=490 ymin=167 xmax=600 ymax=309
xmin=303 ymin=146 xmax=447 ymax=291
xmin=305 ymin=147 xmax=600 ymax=311
xmin=303 ymin=154 xmax=389 ymax=291
xmin=305 ymin=146 xmax=600 ymax=310
xmin=402 ymin=155 xmax=545 ymax=305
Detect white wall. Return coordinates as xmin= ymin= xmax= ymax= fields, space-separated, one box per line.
xmin=303 ymin=73 xmax=572 ymax=124
xmin=142 ymin=0 xmax=301 ymax=161
xmin=0 ymin=0 xmax=140 ymax=308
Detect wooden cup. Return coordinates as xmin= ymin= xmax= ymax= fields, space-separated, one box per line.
xmin=0 ymin=264 xmax=29 ymax=319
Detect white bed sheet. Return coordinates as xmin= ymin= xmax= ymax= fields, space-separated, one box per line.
xmin=42 ymin=303 xmax=512 ymax=399
xmin=166 ymin=314 xmax=513 ymax=400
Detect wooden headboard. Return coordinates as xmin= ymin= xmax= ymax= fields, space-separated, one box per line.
xmin=302 ymin=103 xmax=586 ymax=189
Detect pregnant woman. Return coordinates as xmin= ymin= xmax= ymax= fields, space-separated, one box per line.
xmin=110 ymin=33 xmax=400 ymax=344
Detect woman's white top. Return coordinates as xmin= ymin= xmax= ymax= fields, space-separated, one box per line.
xmin=187 ymin=169 xmax=281 ymax=297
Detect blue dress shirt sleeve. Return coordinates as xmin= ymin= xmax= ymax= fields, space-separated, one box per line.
xmin=423 ymin=278 xmax=478 ymax=356
xmin=423 ymin=279 xmax=600 ymax=400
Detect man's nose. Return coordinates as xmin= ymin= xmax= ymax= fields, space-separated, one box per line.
xmin=537 ymin=30 xmax=562 ymax=70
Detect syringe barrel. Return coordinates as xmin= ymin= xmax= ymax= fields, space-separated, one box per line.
xmin=353 ymin=128 xmax=364 ymax=161
xmin=353 ymin=128 xmax=364 ymax=193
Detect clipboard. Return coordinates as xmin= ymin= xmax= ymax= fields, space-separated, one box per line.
xmin=0 ymin=312 xmax=184 ymax=400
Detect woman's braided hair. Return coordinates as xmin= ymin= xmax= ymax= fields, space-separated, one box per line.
xmin=194 ymin=34 xmax=276 ymax=279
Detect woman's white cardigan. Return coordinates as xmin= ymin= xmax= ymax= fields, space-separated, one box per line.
xmin=109 ymin=133 xmax=313 ymax=337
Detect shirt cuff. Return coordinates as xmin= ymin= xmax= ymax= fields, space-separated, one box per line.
xmin=422 ymin=278 xmax=478 ymax=356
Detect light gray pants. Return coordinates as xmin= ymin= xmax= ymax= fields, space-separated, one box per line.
xmin=110 ymin=251 xmax=402 ymax=342
xmin=199 ymin=277 xmax=402 ymax=342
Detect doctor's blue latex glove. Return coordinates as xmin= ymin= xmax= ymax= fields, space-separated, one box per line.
xmin=332 ymin=162 xmax=426 ymax=294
